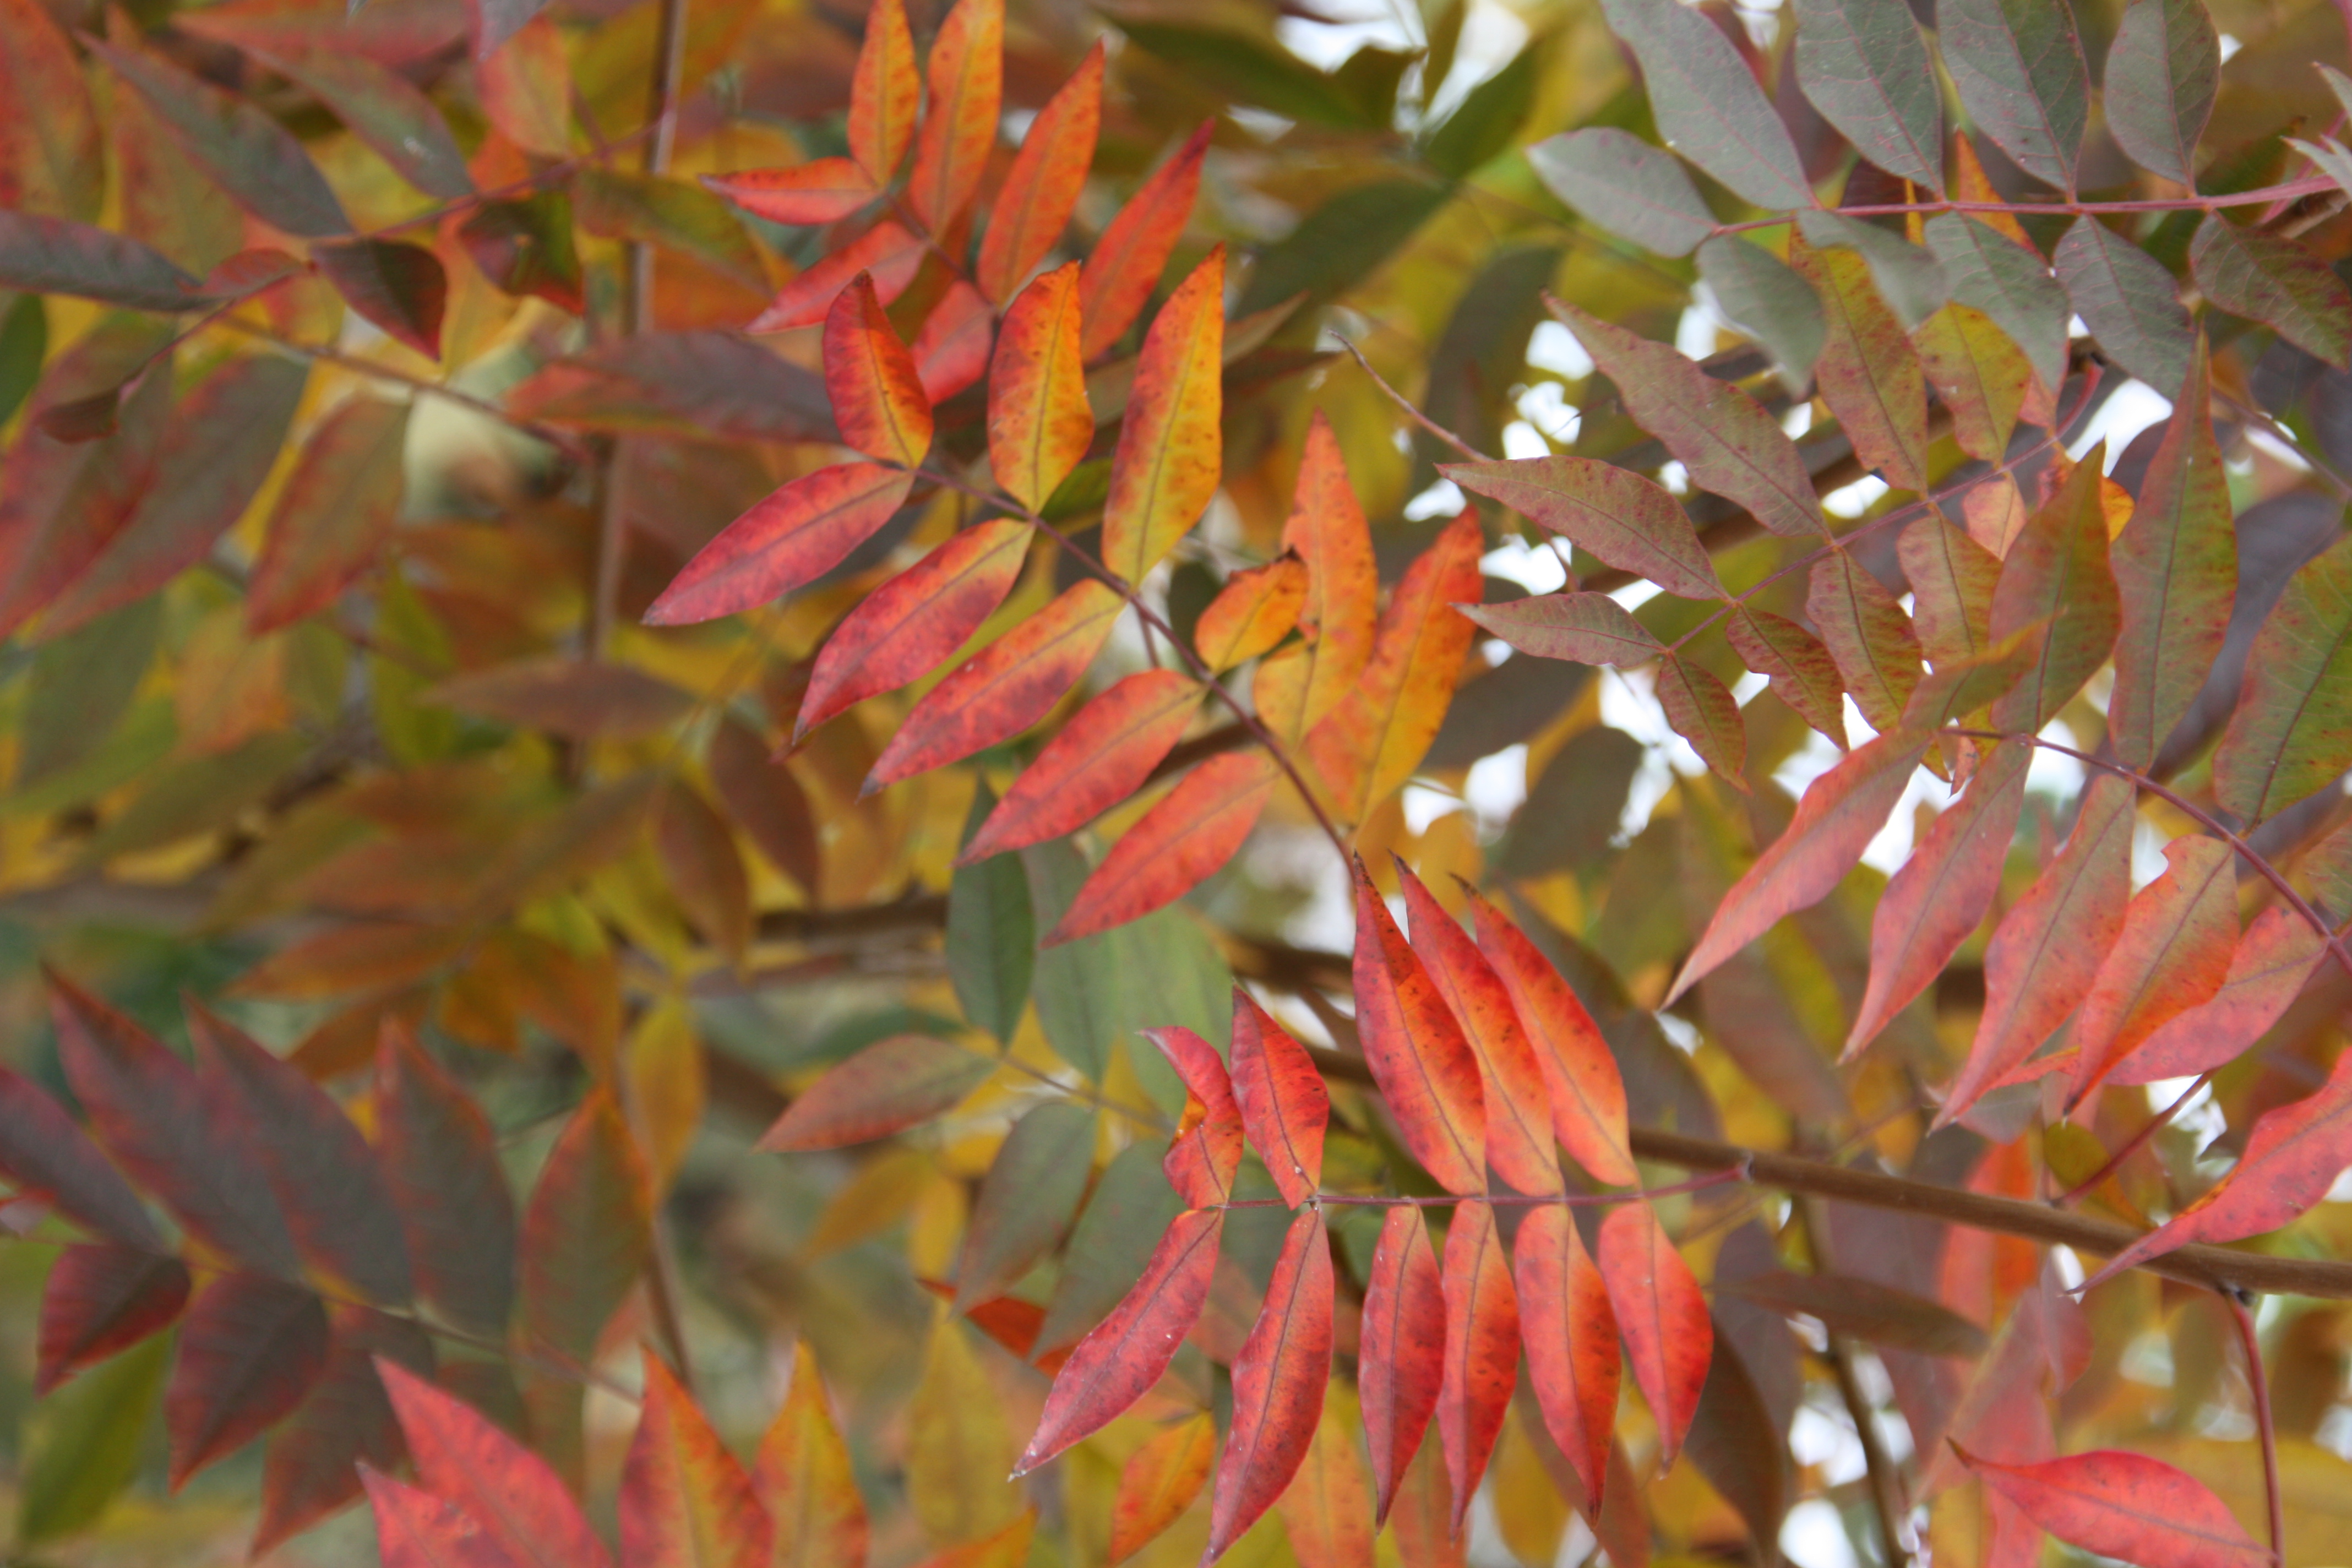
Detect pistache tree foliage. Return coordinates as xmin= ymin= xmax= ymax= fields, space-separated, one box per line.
xmin=7 ymin=0 xmax=2352 ymax=1562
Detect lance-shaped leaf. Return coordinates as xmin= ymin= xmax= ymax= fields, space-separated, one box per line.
xmin=2105 ymin=0 xmax=2219 ymax=186
xmin=1110 ymin=1414 xmax=1212 ymax=1562
xmin=1957 ymin=1447 xmax=2269 ymax=1568
xmin=1899 ymin=514 xmax=2001 ymax=666
xmin=1596 ymin=0 xmax=1812 ymax=208
xmin=1349 ymin=861 xmax=1488 ymax=1193
xmin=2114 ymin=907 xmax=2331 ymax=1084
xmin=2054 ymin=220 xmax=2192 ymax=394
xmin=1939 ymin=774 xmax=2136 ymax=1121
xmin=246 ymin=395 xmax=410 ymax=634
xmin=988 ymin=264 xmax=1092 ymax=513
xmin=2196 ymin=216 xmax=2352 ymax=368
xmin=37 ymin=1245 xmax=190 ymax=1395
xmin=658 ymin=783 xmax=754 ymax=960
xmin=704 ymin=160 xmax=876 ymax=225
xmin=620 ymin=1354 xmax=774 ymax=1568
xmin=1526 ymin=128 xmax=1717 ymax=257
xmin=1362 ymin=1206 xmax=1446 ymax=1525
xmin=521 ymin=1090 xmax=649 ymax=1369
xmin=164 ymin=1272 xmax=330 ymax=1487
xmin=1702 ymin=236 xmax=1828 ymax=392
xmin=0 ymin=211 xmax=205 ymax=311
xmin=1845 ymin=738 xmax=2030 ymax=1059
xmin=1145 ymin=1026 xmax=1242 ymax=1207
xmin=1014 ymin=1207 xmax=1224 ymax=1474
xmin=749 ymin=222 xmax=925 ymax=331
xmin=1459 ymin=593 xmax=1659 ymax=667
xmin=824 ymin=273 xmax=931 ymax=469
xmin=1729 ymin=606 xmax=1849 ymax=744
xmin=1938 ymin=0 xmax=2088 ymax=190
xmin=1807 ymin=549 xmax=1921 ymax=731
xmin=1195 ymin=554 xmax=1307 ymax=669
xmin=2067 ymin=836 xmax=2239 ymax=1101
xmin=1206 ymin=1208 xmax=1333 ymax=1562
xmin=1656 ymin=654 xmax=1749 ymax=788
xmin=379 ymin=1359 xmax=614 ymax=1568
xmin=850 ymin=0 xmax=917 ymax=183
xmin=1668 ymin=731 xmax=1926 ymax=1003
xmin=1796 ymin=210 xmax=1949 ymax=327
xmin=1513 ymin=1205 xmax=1620 ymax=1508
xmin=313 ymin=241 xmax=445 ymax=360
xmin=361 ymin=1466 xmax=515 ymax=1568
xmin=1792 ymin=0 xmax=1942 ymax=190
xmin=912 ymin=280 xmax=994 ymax=403
xmin=959 ymin=1102 xmax=1097 ymax=1305
xmin=1989 ymin=452 xmax=2120 ymax=731
xmin=2215 ymin=536 xmax=2352 ymax=824
xmin=1229 ymin=989 xmax=1327 ymax=1208
xmin=1080 ymin=122 xmax=1211 ymax=361
xmin=642 ymin=462 xmax=914 ymax=626
xmin=1924 ymin=213 xmax=2071 ymax=395
xmin=1399 ymin=863 xmax=1561 ymax=1195
xmin=798 ymin=519 xmax=1030 ymax=739
xmin=1277 ymin=1383 xmax=1376 ymax=1568
xmin=1272 ymin=412 xmax=1380 ymax=738
xmin=906 ymin=0 xmax=1001 ymax=233
xmin=756 ymin=1342 xmax=869 ymax=1568
xmin=253 ymin=1306 xmax=434 ymax=1554
xmin=1442 ymin=456 xmax=1722 ymax=601
xmin=761 ymin=1035 xmax=993 ymax=1151
xmin=428 ymin=658 xmax=693 ymax=741
xmin=1101 ymin=247 xmax=1224 ymax=584
xmin=1047 ymin=750 xmax=1280 ymax=941
xmin=1554 ymin=300 xmax=1826 ymax=538
xmin=963 ymin=671 xmax=1201 ymax=861
xmin=1463 ymin=888 xmax=1636 ymax=1185
xmin=1722 ymin=1271 xmax=1988 ymax=1357
xmin=0 ymin=1068 xmax=162 ymax=1250
xmin=1598 ymin=1203 xmax=1711 ymax=1467
xmin=1437 ymin=1201 xmax=1518 ymax=1531
xmin=375 ymin=1026 xmax=514 ymax=1339
xmin=1886 ymin=618 xmax=2038 ymax=729
xmin=0 ymin=0 xmax=100 ymax=221
xmin=1793 ymin=237 xmax=1929 ymax=491
xmin=1916 ymin=301 xmax=2032 ymax=463
xmin=976 ymin=42 xmax=1101 ymax=301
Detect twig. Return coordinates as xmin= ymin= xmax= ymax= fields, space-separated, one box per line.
xmin=1333 ymin=336 xmax=1491 ymax=461
xmin=2227 ymin=1292 xmax=2287 ymax=1564
xmin=1802 ymin=1197 xmax=1913 ymax=1568
xmin=2055 ymin=1071 xmax=2215 ymax=1208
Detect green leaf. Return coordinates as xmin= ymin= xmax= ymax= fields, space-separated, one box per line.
xmin=79 ymin=731 xmax=310 ymax=863
xmin=1023 ymin=838 xmax=1123 ymax=1081
xmin=520 ymin=1089 xmax=650 ymax=1369
xmin=1790 ymin=237 xmax=1929 ymax=490
xmin=2104 ymin=0 xmax=2219 ymax=186
xmin=576 ymin=169 xmax=768 ymax=291
xmin=1790 ymin=0 xmax=1943 ymax=192
xmin=1896 ymin=514 xmax=2000 ymax=666
xmin=1697 ymin=236 xmax=1825 ymax=390
xmin=2053 ymin=217 xmax=2192 ymax=393
xmin=2188 ymin=215 xmax=2352 ymax=366
xmin=1424 ymin=43 xmax=1540 ymax=176
xmin=18 ymin=1332 xmax=171 ymax=1544
xmin=250 ymin=45 xmax=475 ymax=202
xmin=1796 ymin=209 xmax=1948 ymax=328
xmin=2215 ymin=536 xmax=2352 ymax=824
xmin=1988 ymin=453 xmax=2120 ymax=731
xmin=1937 ymin=0 xmax=2090 ymax=190
xmin=1118 ymin=20 xmax=1386 ymax=128
xmin=1235 ymin=178 xmax=1450 ymax=315
xmin=1913 ymin=301 xmax=2032 ymax=462
xmin=1807 ymin=549 xmax=1921 ymax=731
xmin=1422 ymin=242 xmax=1561 ymax=464
xmin=0 ymin=0 xmax=102 ymax=222
xmin=1529 ymin=128 xmax=1717 ymax=257
xmin=1114 ymin=905 xmax=1233 ymax=1115
xmin=1598 ymin=0 xmax=1814 ymax=209
xmin=15 ymin=597 xmax=160 ymax=792
xmin=949 ymin=785 xmax=1035 ymax=1043
xmin=1034 ymin=1136 xmax=1184 ymax=1354
xmin=1496 ymin=723 xmax=1645 ymax=876
xmin=0 ymin=292 xmax=42 ymax=427
xmin=956 ymin=1102 xmax=1096 ymax=1307
xmin=0 ymin=210 xmax=204 ymax=311
xmin=1924 ymin=213 xmax=2071 ymax=392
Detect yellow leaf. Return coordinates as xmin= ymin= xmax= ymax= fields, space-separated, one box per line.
xmin=905 ymin=1310 xmax=1024 ymax=1547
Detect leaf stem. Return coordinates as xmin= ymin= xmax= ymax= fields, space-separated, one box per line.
xmin=1707 ymin=177 xmax=2342 ymax=237
xmin=1211 ymin=1167 xmax=1747 ymax=1210
xmin=1331 ymin=336 xmax=1491 ymax=461
xmin=2054 ymin=1071 xmax=2215 ymax=1208
xmin=2227 ymin=1291 xmax=2287 ymax=1564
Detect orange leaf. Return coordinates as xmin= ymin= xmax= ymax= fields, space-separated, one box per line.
xmin=1360 ymin=1206 xmax=1444 ymax=1526
xmin=1351 ymin=860 xmax=1488 ymax=1195
xmin=755 ymin=1342 xmax=871 ymax=1568
xmin=1206 ymin=1208 xmax=1334 ymax=1562
xmin=1079 ymin=122 xmax=1211 ymax=361
xmin=620 ymin=1354 xmax=773 ymax=1568
xmin=911 ymin=280 xmax=994 ymax=404
xmin=1512 ymin=1205 xmax=1619 ymax=1510
xmin=961 ymin=668 xmax=1202 ymax=862
xmin=864 ymin=578 xmax=1124 ymax=789
xmin=986 ymin=262 xmax=1092 ymax=512
xmin=848 ymin=0 xmax=918 ymax=185
xmin=1143 ymin=1025 xmax=1243 ymax=1207
xmin=1275 ymin=1384 xmax=1377 ymax=1568
xmin=1597 ymin=1204 xmax=1711 ymax=1468
xmin=704 ymin=159 xmax=876 ymax=225
xmin=918 ymin=1513 xmax=1036 ymax=1568
xmin=1229 ymin=989 xmax=1328 ymax=1210
xmin=378 ymin=1358 xmax=615 ymax=1568
xmin=1436 ymin=1201 xmax=1518 ymax=1531
xmin=905 ymin=0 xmax=1000 ymax=234
xmin=1195 ymin=553 xmax=1306 ymax=671
xmin=1108 ymin=1414 xmax=1213 ymax=1564
xmin=1956 ymin=1446 xmax=2268 ymax=1568
xmin=1279 ymin=411 xmax=1380 ymax=739
xmin=823 ymin=271 xmax=932 ymax=467
xmin=1100 ymin=246 xmax=1224 ymax=584
xmin=976 ymin=42 xmax=1101 ymax=302
xmin=1045 ymin=749 xmax=1280 ymax=942
xmin=749 ymin=222 xmax=924 ymax=331
xmin=2113 ymin=906 xmax=2330 ymax=1085
xmin=644 ymin=462 xmax=913 ymax=626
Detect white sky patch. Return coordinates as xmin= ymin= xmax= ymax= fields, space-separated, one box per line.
xmin=1861 ymin=766 xmax=1956 ymax=875
xmin=1501 ymin=419 xmax=1551 ymax=458
xmin=2218 ymin=31 xmax=2243 ymax=61
xmin=1783 ymin=400 xmax=1815 ymax=438
xmin=1516 ymin=380 xmax=1580 ymax=443
xmin=2023 ymin=721 xmax=2088 ymax=802
xmin=1528 ymin=320 xmax=1596 ymax=380
xmin=1658 ymin=460 xmax=1691 ymax=495
xmin=1465 ymin=744 xmax=1529 ymax=830
xmin=1483 ymin=537 xmax=1569 ymax=594
xmin=1824 ymin=474 xmax=1890 ymax=517
xmin=1677 ymin=293 xmax=1728 ymax=359
xmin=2069 ymin=379 xmax=2173 ymax=465
xmin=1405 ymin=477 xmax=1466 ymax=520
xmin=1402 ymin=782 xmax=1463 ymax=836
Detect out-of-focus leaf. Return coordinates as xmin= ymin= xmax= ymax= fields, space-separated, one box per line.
xmin=506 ymin=331 xmax=834 ymax=443
xmin=654 ymin=780 xmax=752 ymax=962
xmin=1937 ymin=0 xmax=2088 ymax=189
xmin=906 ymin=0 xmax=1001 ymax=232
xmin=1493 ymin=723 xmax=1643 ymax=879
xmin=374 ymin=1026 xmax=516 ymax=1339
xmin=1445 ymin=456 xmax=1722 ymax=600
xmin=17 ymin=1331 xmax=169 ymax=1544
xmin=706 ymin=159 xmax=876 ymax=226
xmin=756 ymin=1342 xmax=870 ymax=1568
xmin=976 ymin=43 xmax=1100 ymax=301
xmin=0 ymin=211 xmax=204 ymax=311
xmin=577 ymin=169 xmax=767 ymax=291
xmin=1598 ymin=1203 xmax=1710 ymax=1466
xmin=359 ymin=1468 xmax=509 ymax=1568
xmin=163 ymin=1272 xmax=330 ymax=1486
xmin=520 ymin=1089 xmax=649 ymax=1368
xmin=1278 ymin=1382 xmax=1377 ymax=1568
xmin=1725 ymin=1270 xmax=1989 ymax=1356
xmin=2054 ymin=219 xmax=2192 ymax=393
xmin=1362 ymin=1205 xmax=1445 ymax=1525
xmin=2191 ymin=216 xmax=2352 ymax=367
xmin=431 ymin=658 xmax=693 ymax=739
xmin=2114 ymin=906 xmax=2329 ymax=1083
xmin=1698 ymin=235 xmax=1826 ymax=390
xmin=1792 ymin=0 xmax=1943 ymax=190
xmin=1234 ymin=179 xmax=1449 ymax=315
xmin=378 ymin=1359 xmax=614 ymax=1568
xmin=13 ymin=597 xmax=157 ymax=798
xmin=948 ymin=785 xmax=1033 ymax=1044
xmin=1916 ymin=301 xmax=2032 ymax=461
xmin=988 ymin=264 xmax=1092 ymax=513
xmin=1956 ymin=1447 xmax=2269 ymax=1568
xmin=459 ymin=193 xmax=584 ymax=314
xmin=253 ymin=1308 xmax=433 ymax=1555
xmin=1925 ymin=212 xmax=2071 ymax=393
xmin=2214 ymin=536 xmax=2352 ymax=824
xmin=912 ymin=279 xmax=994 ymax=403
xmin=850 ymin=0 xmax=917 ymax=185
xmin=763 ymin=1035 xmax=994 ymax=1152
xmin=1681 ymin=1317 xmax=1788 ymax=1556
xmin=620 ymin=1354 xmax=774 ymax=1568
xmin=1425 ymin=43 xmax=1539 ymax=176
xmin=1117 ymin=20 xmax=1384 ymax=127
xmin=1023 ymin=838 xmax=1123 ymax=1082
xmin=2104 ymin=0 xmax=2219 ymax=186
xmin=709 ymin=728 xmax=819 ymax=899
xmin=1102 ymin=248 xmax=1223 ymax=584
xmin=1080 ymin=121 xmax=1210 ymax=360
xmin=36 ymin=1246 xmax=189 ymax=1395
xmin=248 ymin=395 xmax=411 ymax=633
xmin=246 ymin=46 xmax=474 ymax=201
xmin=1036 ymin=1136 xmax=1183 ymax=1353
xmin=1599 ymin=0 xmax=1812 ymax=207
xmin=644 ymin=463 xmax=915 ymax=627
xmin=1988 ymin=453 xmax=2119 ymax=729
xmin=1807 ymin=549 xmax=1922 ymax=730
xmin=2068 ymin=835 xmax=2238 ymax=1097
xmin=957 ymin=1102 xmax=1095 ymax=1306
xmin=0 ymin=293 xmax=44 ymax=427
xmin=0 ymin=0 xmax=101 ymax=221
xmin=1110 ymin=1413 xmax=1213 ymax=1563
xmin=1792 ymin=237 xmax=1928 ymax=489
xmin=1206 ymin=1208 xmax=1333 ymax=1559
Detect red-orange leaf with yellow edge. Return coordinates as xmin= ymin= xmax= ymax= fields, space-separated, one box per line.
xmin=865 ymin=579 xmax=1124 ymax=790
xmin=2113 ymin=906 xmax=2330 ymax=1085
xmin=1278 ymin=412 xmax=1380 ymax=741
xmin=1397 ymin=861 xmax=1560 ymax=1196
xmin=1046 ymin=750 xmax=1280 ymax=943
xmin=1436 ymin=1201 xmax=1517 ymax=1532
xmin=1512 ymin=1205 xmax=1620 ymax=1510
xmin=1015 ymin=1207 xmax=1224 ymax=1475
xmin=975 ymin=43 xmax=1101 ymax=302
xmin=798 ymin=519 xmax=1031 ymax=740
xmin=644 ymin=462 xmax=913 ymax=626
xmin=1360 ymin=1205 xmax=1445 ymax=1527
xmin=848 ymin=0 xmax=917 ymax=184
xmin=750 ymin=222 xmax=924 ymax=331
xmin=360 ymin=1466 xmax=516 ymax=1568
xmin=823 ymin=272 xmax=931 ymax=468
xmin=1276 ymin=1384 xmax=1377 ymax=1568
xmin=1956 ymin=1446 xmax=2269 ymax=1568
xmin=1142 ymin=1025 xmax=1242 ymax=1207
xmin=1108 ymin=1414 xmax=1212 ymax=1564
xmin=755 ymin=1342 xmax=870 ymax=1568
xmin=1598 ymin=1203 xmax=1710 ymax=1468
xmin=1079 ymin=122 xmax=1211 ymax=361
xmin=704 ymin=160 xmax=876 ymax=225
xmin=961 ymin=669 xmax=1201 ymax=862
xmin=986 ymin=262 xmax=1092 ymax=512
xmin=1462 ymin=887 xmax=1636 ymax=1187
xmin=2067 ymin=835 xmax=2239 ymax=1103
xmin=378 ymin=1358 xmax=614 ymax=1568
xmin=1206 ymin=1207 xmax=1333 ymax=1563
xmin=912 ymin=281 xmax=994 ymax=404
xmin=905 ymin=0 xmax=1000 ymax=233
xmin=1195 ymin=553 xmax=1306 ymax=671
xmin=621 ymin=1353 xmax=773 ymax=1568
xmin=1100 ymin=246 xmax=1224 ymax=585
xmin=1349 ymin=859 xmax=1487 ymax=1195
xmin=1229 ymin=988 xmax=1327 ymax=1208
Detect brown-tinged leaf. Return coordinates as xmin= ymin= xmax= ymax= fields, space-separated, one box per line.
xmin=0 ymin=0 xmax=100 ymax=221
xmin=2191 ymin=215 xmax=2352 ymax=366
xmin=1807 ymin=549 xmax=1922 ymax=732
xmin=1793 ymin=237 xmax=1930 ymax=491
xmin=429 ymin=658 xmax=694 ymax=740
xmin=1350 ymin=860 xmax=1488 ymax=1194
xmin=1722 ymin=1270 xmax=1989 ymax=1357
xmin=1100 ymin=247 xmax=1224 ymax=584
xmin=375 ymin=1025 xmax=516 ymax=1339
xmin=505 ymin=331 xmax=834 ymax=444
xmin=1046 ymin=750 xmax=1280 ymax=941
xmin=0 ymin=1066 xmax=165 ymax=1251
xmin=1362 ymin=1205 xmax=1446 ymax=1526
xmin=458 ymin=194 xmax=584 ymax=315
xmin=761 ymin=1035 xmax=993 ymax=1151
xmin=2054 ymin=219 xmax=2192 ymax=395
xmin=824 ymin=271 xmax=932 ymax=469
xmin=643 ymin=462 xmax=916 ymax=626
xmin=254 ymin=1308 xmax=433 ymax=1555
xmin=247 ymin=395 xmax=411 ymax=634
xmin=975 ymin=42 xmax=1101 ymax=302
xmin=1443 ymin=456 xmax=1723 ymax=601
xmin=1460 ymin=592 xmax=1661 ymax=667
xmin=707 ymin=715 xmax=820 ymax=896
xmin=1989 ymin=451 xmax=2120 ymax=731
xmin=1207 ymin=1208 xmax=1333 ymax=1560
xmin=520 ymin=1088 xmax=649 ymax=1369
xmin=1598 ymin=1202 xmax=1710 ymax=1467
xmin=164 ymin=1273 xmax=330 ymax=1487
xmin=654 ymin=780 xmax=752 ymax=962
xmin=37 ymin=1245 xmax=189 ymax=1395
xmin=987 ymin=263 xmax=1091 ymax=512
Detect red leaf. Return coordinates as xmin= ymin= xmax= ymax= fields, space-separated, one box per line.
xmin=378 ymin=1359 xmax=614 ymax=1568
xmin=704 ymin=159 xmax=877 ymax=225
xmin=1956 ymin=1446 xmax=2269 ymax=1568
xmin=1512 ymin=1205 xmax=1620 ymax=1509
xmin=761 ymin=1034 xmax=994 ymax=1151
xmin=1360 ymin=1205 xmax=1445 ymax=1525
xmin=1387 ymin=1438 xmax=1467 ymax=1568
xmin=1228 ymin=989 xmax=1328 ymax=1209
xmin=1079 ymin=122 xmax=1210 ymax=361
xmin=912 ymin=280 xmax=994 ymax=404
xmin=519 ymin=1088 xmax=650 ymax=1369
xmin=1988 ymin=454 xmax=2120 ymax=731
xmin=1437 ymin=1201 xmax=1518 ymax=1531
xmin=987 ymin=262 xmax=1092 ymax=512
xmin=1109 ymin=1414 xmax=1213 ymax=1564
xmin=824 ymin=271 xmax=932 ymax=468
xmin=255 ymin=1308 xmax=434 ymax=1554
xmin=1666 ymin=732 xmax=1926 ymax=1004
xmin=36 ymin=1244 xmax=189 ymax=1394
xmin=361 ymin=1466 xmax=524 ymax=1568
xmin=164 ymin=1272 xmax=330 ymax=1487
xmin=1195 ymin=553 xmax=1307 ymax=671
xmin=375 ymin=1023 xmax=517 ymax=1340
xmin=1441 ymin=456 xmax=1723 ymax=601
xmin=1143 ymin=1025 xmax=1243 ymax=1206
xmin=1597 ymin=1203 xmax=1711 ymax=1468
xmin=1015 ymin=1207 xmax=1224 ymax=1474
xmin=799 ymin=518 xmax=1031 ymax=739
xmin=905 ymin=0 xmax=1001 ymax=233
xmin=865 ymin=579 xmax=1125 ymax=788
xmin=1102 ymin=246 xmax=1225 ymax=584
xmin=749 ymin=222 xmax=924 ymax=331
xmin=1397 ymin=863 xmax=1560 ymax=1195
xmin=2068 ymin=835 xmax=2239 ymax=1101
xmin=2113 ymin=906 xmax=2329 ymax=1085
xmin=621 ymin=1354 xmax=774 ymax=1568
xmin=1463 ymin=888 xmax=1636 ymax=1186
xmin=643 ymin=462 xmax=914 ymax=626
xmin=246 ymin=393 xmax=411 ymax=634
xmin=1044 ymin=750 xmax=1280 ymax=942
xmin=1206 ymin=1208 xmax=1334 ymax=1562
xmin=314 ymin=239 xmax=447 ymax=359
xmin=962 ymin=669 xmax=1203 ymax=862
xmin=976 ymin=42 xmax=1101 ymax=302
xmin=1349 ymin=861 xmax=1488 ymax=1193
xmin=756 ymin=1342 xmax=870 ymax=1568
xmin=0 ymin=1066 xmax=164 ymax=1250
xmin=1844 ymin=737 xmax=2031 ymax=1060
xmin=848 ymin=0 xmax=917 ymax=184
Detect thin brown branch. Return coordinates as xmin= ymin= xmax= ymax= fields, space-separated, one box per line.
xmin=1333 ymin=336 xmax=1490 ymax=461
xmin=2228 ymin=1293 xmax=2287 ymax=1564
